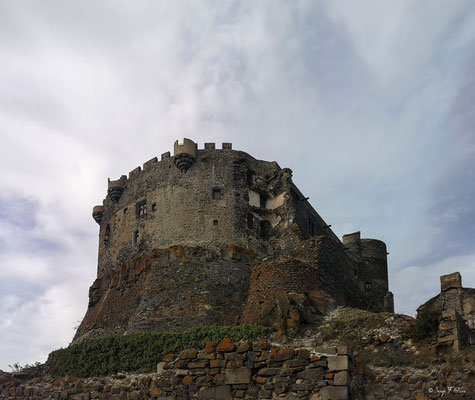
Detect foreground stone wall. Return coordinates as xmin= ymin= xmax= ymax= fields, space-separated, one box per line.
xmin=0 ymin=341 xmax=354 ymax=400
xmin=2 ymin=340 xmax=473 ymax=399
xmin=363 ymin=365 xmax=473 ymax=399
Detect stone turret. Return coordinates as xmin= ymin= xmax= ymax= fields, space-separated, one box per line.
xmin=92 ymin=205 xmax=104 ymax=225
xmin=173 ymin=138 xmax=197 ymax=172
xmin=107 ymin=175 xmax=127 ymax=202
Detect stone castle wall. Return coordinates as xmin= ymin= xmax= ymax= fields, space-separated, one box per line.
xmin=94 ymin=141 xmax=339 ymax=278
xmin=77 ymin=139 xmax=394 ymax=342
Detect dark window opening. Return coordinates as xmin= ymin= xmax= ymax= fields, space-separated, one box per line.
xmin=104 ymin=224 xmax=110 ymax=246
xmin=133 ymin=230 xmax=139 ymax=244
xmin=123 ymin=207 xmax=128 ymax=215
xmin=213 ymin=219 xmax=219 ymax=226
xmin=365 ymin=282 xmax=372 ymax=290
xmin=260 ymin=220 xmax=270 ymax=239
xmin=309 ymin=219 xmax=316 ymax=236
xmin=212 ymin=188 xmax=222 ymax=200
xmin=136 ymin=200 xmax=147 ymax=218
xmin=151 ymin=202 xmax=157 ymax=211
xmin=247 ymin=213 xmax=254 ymax=229
xmin=247 ymin=170 xmax=255 ymax=186
xmin=259 ymin=193 xmax=267 ymax=208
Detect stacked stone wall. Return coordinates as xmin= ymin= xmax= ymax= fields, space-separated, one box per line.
xmin=362 ymin=365 xmax=473 ymax=399
xmin=2 ymin=341 xmax=473 ymax=399
xmin=0 ymin=341 xmax=355 ymax=400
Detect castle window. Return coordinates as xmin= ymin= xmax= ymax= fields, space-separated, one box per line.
xmin=212 ymin=188 xmax=222 ymax=200
xmin=247 ymin=213 xmax=254 ymax=229
xmin=260 ymin=220 xmax=270 ymax=239
xmin=309 ymin=219 xmax=315 ymax=236
xmin=136 ymin=200 xmax=147 ymax=218
xmin=213 ymin=219 xmax=219 ymax=226
xmin=133 ymin=230 xmax=139 ymax=243
xmin=247 ymin=170 xmax=255 ymax=186
xmin=123 ymin=207 xmax=128 ymax=215
xmin=259 ymin=193 xmax=267 ymax=209
xmin=365 ymin=282 xmax=372 ymax=290
xmin=104 ymin=225 xmax=110 ymax=246
xmin=151 ymin=202 xmax=157 ymax=211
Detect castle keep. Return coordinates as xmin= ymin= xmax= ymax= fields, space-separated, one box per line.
xmin=74 ymin=139 xmax=393 ymax=343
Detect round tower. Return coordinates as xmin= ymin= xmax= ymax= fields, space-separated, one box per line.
xmin=360 ymin=238 xmax=390 ymax=310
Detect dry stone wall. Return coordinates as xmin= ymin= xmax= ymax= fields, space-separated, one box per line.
xmin=0 ymin=341 xmax=355 ymax=400
xmin=2 ymin=340 xmax=473 ymax=399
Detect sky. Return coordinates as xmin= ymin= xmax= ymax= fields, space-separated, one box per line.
xmin=0 ymin=0 xmax=474 ymax=370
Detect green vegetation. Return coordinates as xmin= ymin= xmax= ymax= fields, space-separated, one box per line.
xmin=46 ymin=325 xmax=268 ymax=377
xmin=410 ymin=309 xmax=439 ymax=342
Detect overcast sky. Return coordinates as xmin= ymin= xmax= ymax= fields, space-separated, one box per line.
xmin=1 ymin=0 xmax=474 ymax=370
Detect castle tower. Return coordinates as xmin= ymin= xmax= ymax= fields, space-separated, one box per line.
xmin=75 ymin=139 xmax=393 ymax=343
xmin=342 ymin=231 xmax=393 ymax=312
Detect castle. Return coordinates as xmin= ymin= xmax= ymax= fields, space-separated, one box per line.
xmin=74 ymin=139 xmax=394 ymax=343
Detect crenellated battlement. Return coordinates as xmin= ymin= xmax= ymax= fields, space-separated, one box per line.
xmin=102 ymin=139 xmax=237 ymax=192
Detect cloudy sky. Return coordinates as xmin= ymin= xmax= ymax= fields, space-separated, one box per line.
xmin=1 ymin=0 xmax=474 ymax=370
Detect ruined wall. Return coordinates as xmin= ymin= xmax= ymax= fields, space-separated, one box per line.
xmin=416 ymin=273 xmax=475 ymax=352
xmin=417 ymin=272 xmax=475 ymax=330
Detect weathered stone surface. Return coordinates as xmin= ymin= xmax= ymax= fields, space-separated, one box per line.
xmin=327 ymin=356 xmax=349 ymax=371
xmin=149 ymin=384 xmax=163 ymax=396
xmin=236 ymin=341 xmax=250 ymax=353
xmin=187 ymin=360 xmax=207 ymax=369
xmin=298 ymin=368 xmax=324 ymax=381
xmin=224 ymin=368 xmax=251 ymax=384
xmin=258 ymin=368 xmax=281 ymax=376
xmin=156 ymin=362 xmax=166 ymax=374
xmin=334 ymin=371 xmax=349 ymax=386
xmin=196 ymin=385 xmax=232 ymax=400
xmin=179 ymin=349 xmax=198 ymax=359
xmin=318 ymin=385 xmax=348 ymax=400
xmin=216 ymin=339 xmax=236 ymax=353
xmin=271 ymin=347 xmax=295 ymax=361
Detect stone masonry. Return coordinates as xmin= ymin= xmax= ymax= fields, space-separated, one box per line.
xmin=417 ymin=272 xmax=475 ymax=352
xmin=74 ymin=139 xmax=394 ymax=343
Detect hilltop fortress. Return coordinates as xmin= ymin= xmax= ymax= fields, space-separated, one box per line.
xmin=74 ymin=139 xmax=394 ymax=343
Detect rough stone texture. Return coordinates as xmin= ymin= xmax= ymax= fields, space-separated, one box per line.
xmin=4 ymin=340 xmax=473 ymax=399
xmin=417 ymin=272 xmax=475 ymax=351
xmin=75 ymin=139 xmax=393 ymax=343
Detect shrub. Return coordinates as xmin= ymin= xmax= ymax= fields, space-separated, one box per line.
xmin=46 ymin=325 xmax=268 ymax=377
xmin=411 ymin=309 xmax=440 ymax=342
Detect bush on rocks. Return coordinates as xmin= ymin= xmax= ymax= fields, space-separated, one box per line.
xmin=46 ymin=325 xmax=268 ymax=377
